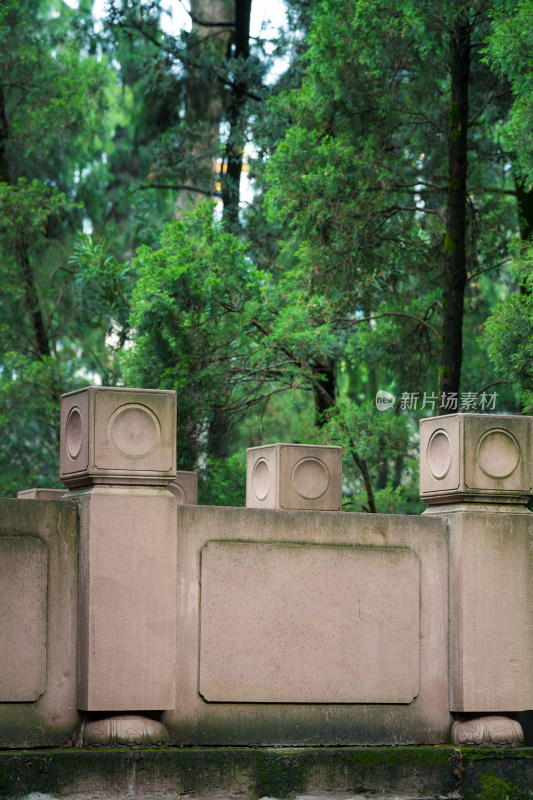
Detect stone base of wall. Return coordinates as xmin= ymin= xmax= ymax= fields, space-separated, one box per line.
xmin=0 ymin=747 xmax=532 ymax=800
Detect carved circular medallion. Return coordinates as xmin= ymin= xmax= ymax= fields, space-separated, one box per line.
xmin=252 ymin=458 xmax=270 ymax=500
xmin=476 ymin=429 xmax=520 ymax=479
xmin=427 ymin=430 xmax=452 ymax=480
xmin=108 ymin=403 xmax=160 ymax=459
xmin=292 ymin=457 xmax=330 ymax=500
xmin=66 ymin=406 xmax=83 ymax=460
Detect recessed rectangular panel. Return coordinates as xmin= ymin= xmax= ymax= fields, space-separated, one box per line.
xmin=246 ymin=446 xmax=278 ymax=508
xmin=60 ymin=388 xmax=89 ymax=477
xmin=0 ymin=537 xmax=47 ymax=701
xmin=463 ymin=415 xmax=531 ymax=493
xmin=199 ymin=542 xmax=419 ymax=703
xmin=94 ymin=389 xmax=174 ymax=473
xmin=419 ymin=415 xmax=460 ymax=496
xmin=78 ymin=491 xmax=177 ymax=711
xmin=279 ymin=445 xmax=342 ymax=511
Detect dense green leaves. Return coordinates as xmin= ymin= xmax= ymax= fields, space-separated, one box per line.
xmin=0 ymin=0 xmax=531 ymax=510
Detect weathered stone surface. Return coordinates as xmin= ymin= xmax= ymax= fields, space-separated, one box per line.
xmin=17 ymin=488 xmax=66 ymax=499
xmin=0 ymin=536 xmax=47 ymax=701
xmin=79 ymin=715 xmax=167 ymax=747
xmin=168 ymin=504 xmax=451 ymax=745
xmin=442 ymin=507 xmax=533 ymax=713
xmin=1 ymin=746 xmax=532 ymax=800
xmin=246 ymin=443 xmax=342 ymax=510
xmin=77 ymin=487 xmax=177 ymax=711
xmin=452 ymin=715 xmax=524 ymax=747
xmin=0 ymin=498 xmax=80 ymax=747
xmin=420 ymin=413 xmax=532 ymax=505
xmin=168 ymin=470 xmax=198 ymax=504
xmin=199 ymin=541 xmax=419 ymax=703
xmin=60 ymin=386 xmax=177 ymax=488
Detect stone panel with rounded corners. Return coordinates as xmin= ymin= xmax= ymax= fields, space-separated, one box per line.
xmin=0 ymin=537 xmax=47 ymax=701
xmin=0 ymin=498 xmax=80 ymax=747
xmin=199 ymin=541 xmax=420 ymax=703
xmin=465 ymin=416 xmax=528 ymax=492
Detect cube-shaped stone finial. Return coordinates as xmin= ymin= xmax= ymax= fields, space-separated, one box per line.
xmin=246 ymin=443 xmax=342 ymax=511
xmin=60 ymin=386 xmax=176 ymax=488
xmin=419 ymin=413 xmax=532 ymax=505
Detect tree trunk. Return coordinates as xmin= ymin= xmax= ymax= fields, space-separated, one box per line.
xmin=207 ymin=410 xmax=232 ymax=459
xmin=221 ymin=0 xmax=252 ymax=227
xmin=313 ymin=356 xmax=336 ymax=426
xmin=515 ymin=179 xmax=533 ymax=243
xmin=175 ymin=0 xmax=234 ymax=216
xmin=437 ymin=15 xmax=470 ymax=409
xmin=0 ymin=85 xmax=50 ymax=359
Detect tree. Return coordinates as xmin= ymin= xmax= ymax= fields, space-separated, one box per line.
xmin=107 ymin=0 xmax=265 ymax=226
xmin=0 ymin=0 xmax=113 ymax=495
xmin=482 ymin=0 xmax=533 ymax=410
xmin=261 ymin=0 xmax=523 ymax=505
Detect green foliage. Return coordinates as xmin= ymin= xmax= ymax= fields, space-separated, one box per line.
xmin=0 ymin=353 xmax=87 ymax=497
xmin=199 ymin=454 xmax=247 ymax=507
xmin=485 ymin=0 xmax=533 ymax=186
xmin=0 ymin=0 xmax=119 ymax=495
xmin=0 ymin=0 xmax=530 ymax=510
xmin=72 ymin=235 xmax=132 ymax=337
xmin=483 ymin=241 xmax=533 ymax=411
xmin=122 ymin=201 xmax=264 ymax=467
xmin=0 ymin=180 xmax=70 ymax=242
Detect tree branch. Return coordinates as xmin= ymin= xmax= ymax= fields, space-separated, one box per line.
xmin=467 ymin=258 xmax=510 ymax=283
xmin=139 ymin=182 xmax=218 ymax=195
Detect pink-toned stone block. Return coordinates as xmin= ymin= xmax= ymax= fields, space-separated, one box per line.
xmin=60 ymin=386 xmax=177 ymax=488
xmin=420 ymin=413 xmax=532 ymax=505
xmin=168 ymin=471 xmax=198 ymax=505
xmin=199 ymin=541 xmax=419 ymax=703
xmin=78 ymin=488 xmax=177 ymax=711
xmin=445 ymin=507 xmax=533 ymax=713
xmin=246 ymin=443 xmax=342 ymax=510
xmin=17 ymin=488 xmax=66 ymax=500
xmin=0 ymin=498 xmax=80 ymax=747
xmin=0 ymin=537 xmax=47 ymax=701
xmin=167 ymin=505 xmax=451 ymax=745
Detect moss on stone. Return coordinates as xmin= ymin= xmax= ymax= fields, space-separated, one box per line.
xmin=464 ymin=771 xmax=531 ymax=800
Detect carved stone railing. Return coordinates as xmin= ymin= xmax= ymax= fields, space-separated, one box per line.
xmin=1 ymin=389 xmax=530 ymax=748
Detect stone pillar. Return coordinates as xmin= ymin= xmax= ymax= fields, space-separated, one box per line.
xmin=420 ymin=413 xmax=533 ymax=747
xmin=60 ymin=386 xmax=177 ymax=746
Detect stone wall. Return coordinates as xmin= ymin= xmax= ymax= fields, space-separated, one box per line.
xmin=0 ymin=498 xmax=79 ymax=747
xmin=0 ymin=387 xmax=531 ymax=750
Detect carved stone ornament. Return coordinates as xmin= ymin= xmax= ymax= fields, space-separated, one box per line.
xmin=246 ymin=443 xmax=343 ymax=510
xmin=451 ymin=715 xmax=524 ymax=748
xmin=60 ymin=386 xmax=177 ymax=488
xmin=168 ymin=470 xmax=198 ymax=504
xmin=78 ymin=715 xmax=168 ymax=748
xmin=420 ymin=413 xmax=533 ymax=505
